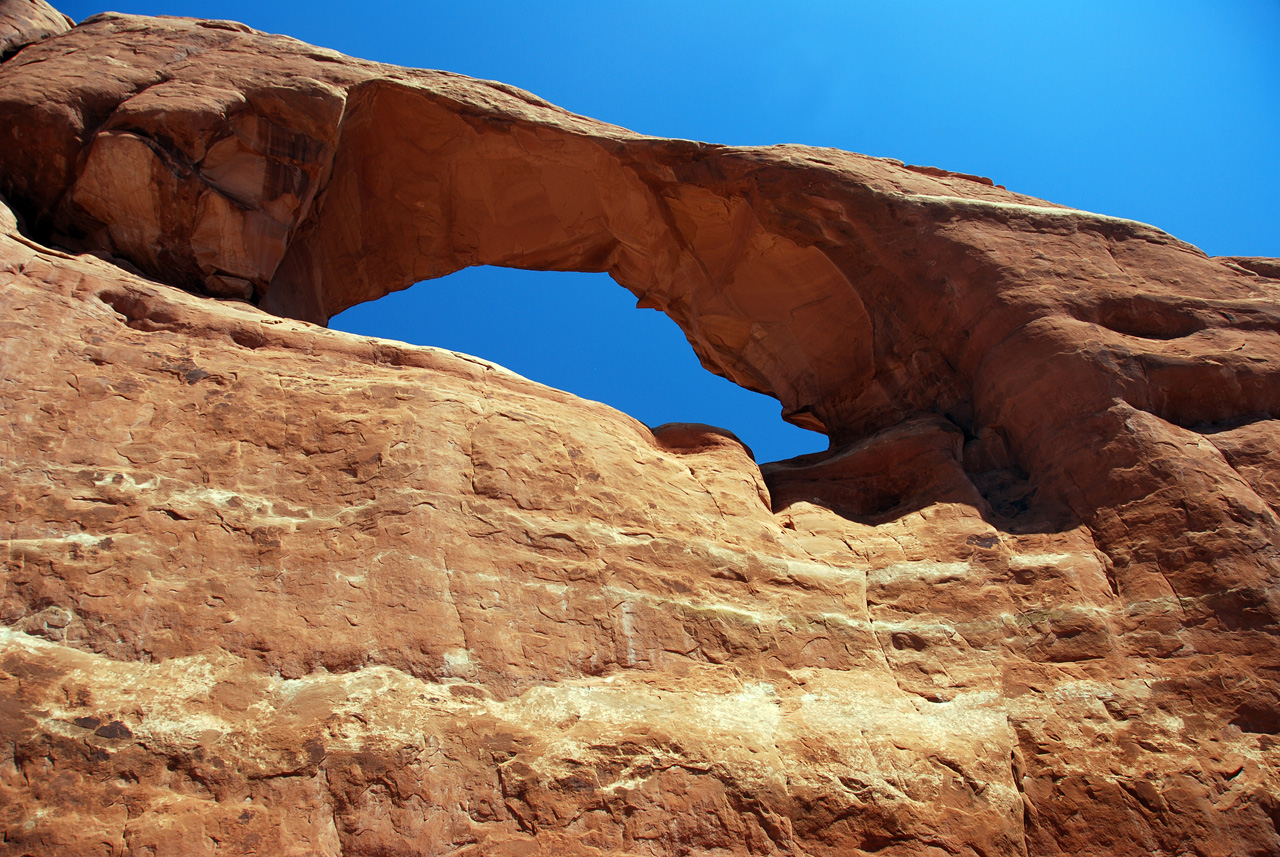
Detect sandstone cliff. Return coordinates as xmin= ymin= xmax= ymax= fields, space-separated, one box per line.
xmin=1 ymin=7 xmax=1279 ymax=857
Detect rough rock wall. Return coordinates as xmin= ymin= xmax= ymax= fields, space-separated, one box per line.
xmin=2 ymin=7 xmax=1279 ymax=857
xmin=0 ymin=0 xmax=69 ymax=59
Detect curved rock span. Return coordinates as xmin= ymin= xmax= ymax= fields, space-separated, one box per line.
xmin=2 ymin=6 xmax=1279 ymax=857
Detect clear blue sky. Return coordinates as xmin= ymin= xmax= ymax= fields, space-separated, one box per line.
xmin=58 ymin=1 xmax=1280 ymax=461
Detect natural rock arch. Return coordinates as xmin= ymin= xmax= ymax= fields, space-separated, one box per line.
xmin=328 ymin=264 xmax=827 ymax=464
xmin=3 ymin=10 xmax=1280 ymax=635
xmin=264 ymin=78 xmax=880 ymax=443
xmin=6 ymin=8 xmax=1280 ymax=856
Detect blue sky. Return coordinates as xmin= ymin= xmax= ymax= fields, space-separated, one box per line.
xmin=58 ymin=1 xmax=1280 ymax=461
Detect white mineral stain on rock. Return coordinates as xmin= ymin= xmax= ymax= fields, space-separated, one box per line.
xmin=442 ymin=647 xmax=474 ymax=675
xmin=1007 ymin=552 xmax=1076 ymax=569
xmin=868 ymin=561 xmax=970 ymax=586
xmin=4 ymin=531 xmax=109 ymax=547
xmin=93 ymin=471 xmax=160 ymax=492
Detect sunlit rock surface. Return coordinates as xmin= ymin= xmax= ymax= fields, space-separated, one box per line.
xmin=2 ymin=6 xmax=1279 ymax=856
xmin=0 ymin=0 xmax=69 ymax=59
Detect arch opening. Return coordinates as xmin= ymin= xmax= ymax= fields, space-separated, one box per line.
xmin=329 ymin=265 xmax=830 ymax=464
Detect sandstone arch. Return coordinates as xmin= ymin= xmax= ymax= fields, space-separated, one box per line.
xmin=263 ymin=78 xmax=880 ymax=442
xmin=4 ymin=10 xmax=1280 ymax=855
xmin=4 ymin=11 xmax=1280 ymax=619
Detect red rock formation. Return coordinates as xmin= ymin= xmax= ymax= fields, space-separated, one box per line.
xmin=0 ymin=0 xmax=70 ymax=59
xmin=2 ymin=6 xmax=1279 ymax=857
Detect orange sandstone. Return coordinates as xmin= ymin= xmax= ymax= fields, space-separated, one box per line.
xmin=1 ymin=7 xmax=1278 ymax=856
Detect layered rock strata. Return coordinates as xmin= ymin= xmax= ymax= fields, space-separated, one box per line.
xmin=2 ymin=7 xmax=1279 ymax=857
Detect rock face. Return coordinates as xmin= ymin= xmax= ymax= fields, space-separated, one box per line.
xmin=2 ymin=7 xmax=1280 ymax=857
xmin=0 ymin=0 xmax=70 ymax=59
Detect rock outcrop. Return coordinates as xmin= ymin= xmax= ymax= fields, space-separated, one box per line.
xmin=0 ymin=0 xmax=70 ymax=59
xmin=2 ymin=6 xmax=1279 ymax=857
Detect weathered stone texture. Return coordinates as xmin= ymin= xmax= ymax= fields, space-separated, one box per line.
xmin=1 ymin=7 xmax=1279 ymax=857
xmin=0 ymin=0 xmax=70 ymax=59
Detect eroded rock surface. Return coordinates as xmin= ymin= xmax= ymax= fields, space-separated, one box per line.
xmin=0 ymin=0 xmax=70 ymax=59
xmin=1 ymin=6 xmax=1279 ymax=857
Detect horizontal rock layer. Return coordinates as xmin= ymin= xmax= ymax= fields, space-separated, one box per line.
xmin=1 ymin=7 xmax=1279 ymax=857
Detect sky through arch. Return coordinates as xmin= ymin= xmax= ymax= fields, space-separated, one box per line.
xmin=329 ymin=268 xmax=827 ymax=464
